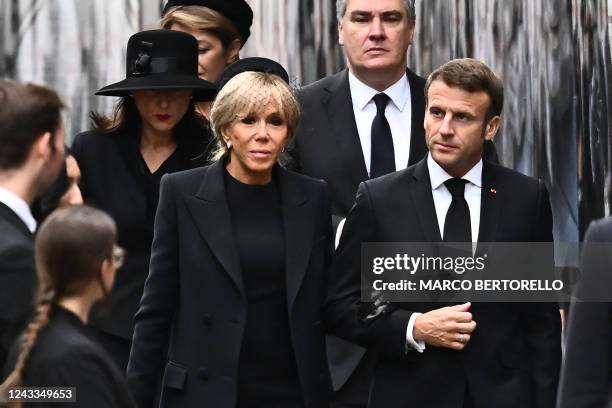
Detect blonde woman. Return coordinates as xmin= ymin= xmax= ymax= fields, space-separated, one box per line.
xmin=128 ymin=58 xmax=332 ymax=408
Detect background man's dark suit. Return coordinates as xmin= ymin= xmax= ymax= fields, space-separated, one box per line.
xmin=289 ymin=68 xmax=427 ymax=233
xmin=287 ymin=68 xmax=427 ymax=395
xmin=127 ymin=161 xmax=332 ymax=408
xmin=0 ymin=202 xmax=36 ymax=368
xmin=325 ymin=157 xmax=561 ymax=408
xmin=558 ymin=216 xmax=612 ymax=408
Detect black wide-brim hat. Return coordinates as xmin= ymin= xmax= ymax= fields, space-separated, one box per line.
xmin=96 ymin=29 xmax=217 ymax=101
xmin=217 ymin=57 xmax=290 ymax=91
xmin=162 ymin=0 xmax=253 ymax=45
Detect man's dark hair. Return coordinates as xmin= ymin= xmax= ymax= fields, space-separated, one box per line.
xmin=425 ymin=58 xmax=504 ymax=121
xmin=0 ymin=81 xmax=64 ymax=171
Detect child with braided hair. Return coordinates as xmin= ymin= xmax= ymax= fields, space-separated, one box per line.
xmin=0 ymin=206 xmax=135 ymax=407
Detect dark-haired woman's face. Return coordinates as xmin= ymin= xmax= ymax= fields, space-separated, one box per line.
xmin=59 ymin=155 xmax=83 ymax=207
xmin=169 ymin=23 xmax=238 ymax=82
xmin=131 ymin=89 xmax=192 ymax=135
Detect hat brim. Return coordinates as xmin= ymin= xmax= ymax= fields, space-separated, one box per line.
xmin=96 ymin=73 xmax=217 ymax=101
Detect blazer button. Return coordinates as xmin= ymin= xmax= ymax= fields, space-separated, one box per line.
xmin=202 ymin=314 xmax=212 ymax=326
xmin=313 ymin=320 xmax=322 ymax=333
xmin=198 ymin=367 xmax=209 ymax=380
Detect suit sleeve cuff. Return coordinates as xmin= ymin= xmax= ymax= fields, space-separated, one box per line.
xmin=406 ymin=312 xmax=425 ymax=353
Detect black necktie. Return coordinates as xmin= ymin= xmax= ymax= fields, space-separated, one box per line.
xmin=443 ymin=178 xmax=471 ymax=242
xmin=370 ymin=93 xmax=395 ymax=178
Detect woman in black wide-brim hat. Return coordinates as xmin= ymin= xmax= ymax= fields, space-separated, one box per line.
xmin=71 ymin=29 xmax=217 ymax=372
xmin=160 ymin=0 xmax=253 ymax=117
xmin=127 ymin=58 xmax=332 ymax=408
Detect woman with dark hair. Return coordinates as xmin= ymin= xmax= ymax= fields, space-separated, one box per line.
xmin=71 ymin=29 xmax=216 ymax=371
xmin=127 ymin=58 xmax=332 ymax=408
xmin=161 ymin=0 xmax=253 ymax=117
xmin=0 ymin=205 xmax=134 ymax=408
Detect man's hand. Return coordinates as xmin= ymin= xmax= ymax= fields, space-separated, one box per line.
xmin=413 ymin=303 xmax=476 ymax=350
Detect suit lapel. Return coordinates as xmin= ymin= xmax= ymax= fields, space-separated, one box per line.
xmin=406 ymin=68 xmax=428 ymax=166
xmin=477 ymin=161 xmax=500 ymax=249
xmin=278 ymin=168 xmax=316 ymax=311
xmin=183 ymin=160 xmax=245 ymax=298
xmin=409 ymin=158 xmax=442 ymax=242
xmin=113 ymin=133 xmax=148 ymax=222
xmin=323 ymin=70 xmax=369 ymax=186
xmin=325 ymin=69 xmax=427 ymax=176
xmin=0 ymin=202 xmax=33 ymax=238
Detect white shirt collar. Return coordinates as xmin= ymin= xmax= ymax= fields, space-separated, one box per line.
xmin=348 ymin=70 xmax=410 ymax=112
xmin=0 ymin=186 xmax=37 ymax=233
xmin=427 ymin=154 xmax=483 ymax=190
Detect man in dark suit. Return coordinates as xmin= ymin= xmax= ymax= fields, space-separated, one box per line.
xmin=288 ymin=1 xmax=497 ymax=404
xmin=325 ymin=58 xmax=561 ymax=408
xmin=0 ymin=80 xmax=66 ymax=367
xmin=558 ymin=216 xmax=612 ymax=408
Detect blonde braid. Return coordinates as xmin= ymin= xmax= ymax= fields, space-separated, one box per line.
xmin=0 ymin=286 xmax=56 ymax=408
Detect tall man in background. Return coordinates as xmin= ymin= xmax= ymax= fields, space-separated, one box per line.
xmin=0 ymin=80 xmax=66 ymax=367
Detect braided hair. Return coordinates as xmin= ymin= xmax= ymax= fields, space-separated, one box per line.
xmin=0 ymin=206 xmax=116 ymax=407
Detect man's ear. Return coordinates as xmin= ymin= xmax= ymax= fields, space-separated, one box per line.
xmin=225 ymin=39 xmax=242 ymax=65
xmin=99 ymin=258 xmax=115 ymax=293
xmin=338 ymin=22 xmax=344 ymax=46
xmin=33 ymin=131 xmax=53 ymax=159
xmin=407 ymin=19 xmax=416 ymax=45
xmin=484 ymin=116 xmax=501 ymax=141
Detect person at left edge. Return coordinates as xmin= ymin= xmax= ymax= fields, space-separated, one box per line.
xmin=0 ymin=81 xmax=66 ymax=369
xmin=127 ymin=58 xmax=333 ymax=408
xmin=71 ymin=29 xmax=217 ymax=371
xmin=1 ymin=206 xmax=135 ymax=408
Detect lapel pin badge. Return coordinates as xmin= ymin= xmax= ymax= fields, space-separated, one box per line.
xmin=490 ymin=188 xmax=497 ymax=194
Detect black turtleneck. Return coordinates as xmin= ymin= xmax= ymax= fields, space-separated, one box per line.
xmin=223 ymin=169 xmax=302 ymax=407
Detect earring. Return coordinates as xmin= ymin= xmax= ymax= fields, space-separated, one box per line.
xmin=281 ymin=145 xmax=286 ymax=153
xmin=226 ymin=141 xmax=232 ymax=149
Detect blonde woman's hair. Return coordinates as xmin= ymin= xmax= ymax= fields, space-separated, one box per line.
xmin=160 ymin=5 xmax=242 ymax=48
xmin=209 ymin=71 xmax=300 ymax=161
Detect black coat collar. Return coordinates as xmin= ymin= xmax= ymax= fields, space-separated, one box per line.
xmin=408 ymin=157 xmax=501 ymax=244
xmin=184 ymin=159 xmax=316 ymax=310
xmin=321 ymin=68 xmax=427 ymax=179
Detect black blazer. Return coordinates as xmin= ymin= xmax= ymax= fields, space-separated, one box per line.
xmin=2 ymin=306 xmax=135 ymax=408
xmin=558 ymin=217 xmax=612 ymax=408
xmin=324 ymin=157 xmax=561 ymax=408
xmin=127 ymin=160 xmax=333 ymax=408
xmin=71 ymin=130 xmax=209 ymax=341
xmin=0 ymin=202 xmax=35 ymax=369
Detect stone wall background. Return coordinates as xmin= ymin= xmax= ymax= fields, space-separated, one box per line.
xmin=1 ymin=0 xmax=611 ymax=243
